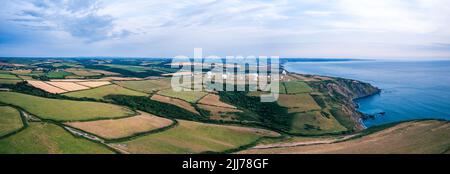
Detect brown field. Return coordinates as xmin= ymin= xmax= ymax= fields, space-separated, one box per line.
xmin=46 ymin=82 xmax=90 ymax=91
xmin=277 ymin=94 xmax=321 ymax=112
xmin=75 ymin=81 xmax=111 ymax=88
xmin=66 ymin=111 xmax=173 ymax=140
xmin=65 ymin=68 xmax=102 ymax=77
xmin=50 ymin=79 xmax=88 ymax=82
xmin=198 ymin=94 xmax=237 ymax=109
xmin=88 ymin=69 xmax=120 ymax=75
xmin=239 ymin=120 xmax=450 ymax=154
xmin=101 ymin=77 xmax=143 ymax=81
xmin=151 ymin=94 xmax=199 ymax=115
xmin=27 ymin=80 xmax=67 ymax=94
xmin=198 ymin=104 xmax=242 ymax=120
xmin=10 ymin=70 xmax=32 ymax=75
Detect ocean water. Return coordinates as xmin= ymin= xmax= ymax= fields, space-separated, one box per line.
xmin=284 ymin=60 xmax=450 ymax=127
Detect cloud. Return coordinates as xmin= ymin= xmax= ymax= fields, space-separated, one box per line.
xmin=1 ymin=0 xmax=450 ymax=58
xmin=4 ymin=0 xmax=129 ymax=42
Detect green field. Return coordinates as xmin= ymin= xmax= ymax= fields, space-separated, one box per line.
xmin=0 ymin=106 xmax=24 ymax=137
xmin=46 ymin=71 xmax=74 ymax=79
xmin=157 ymin=89 xmax=208 ymax=103
xmin=104 ymin=64 xmax=150 ymax=72
xmin=290 ymin=111 xmax=347 ymax=135
xmin=0 ymin=123 xmax=114 ymax=154
xmin=114 ymin=78 xmax=172 ymax=93
xmin=112 ymin=120 xmax=274 ymax=154
xmin=64 ymin=84 xmax=148 ymax=100
xmin=0 ymin=92 xmax=135 ymax=121
xmin=0 ymin=73 xmax=19 ymax=80
xmin=277 ymin=94 xmax=321 ymax=112
xmin=283 ymin=81 xmax=313 ymax=94
xmin=65 ymin=68 xmax=102 ymax=77
xmin=0 ymin=79 xmax=22 ymax=85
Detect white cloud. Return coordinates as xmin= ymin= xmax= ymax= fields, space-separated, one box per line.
xmin=1 ymin=0 xmax=450 ymax=59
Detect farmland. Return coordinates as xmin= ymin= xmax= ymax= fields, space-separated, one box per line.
xmin=198 ymin=94 xmax=237 ymax=109
xmin=157 ymin=89 xmax=208 ymax=103
xmin=239 ymin=120 xmax=450 ymax=154
xmin=277 ymin=94 xmax=321 ymax=113
xmin=283 ymin=81 xmax=313 ymax=94
xmin=2 ymin=58 xmax=443 ymax=155
xmin=64 ymin=84 xmax=148 ymax=100
xmin=0 ymin=79 xmax=22 ymax=85
xmin=0 ymin=106 xmax=24 ymax=137
xmin=66 ymin=111 xmax=173 ymax=140
xmin=0 ymin=92 xmax=135 ymax=121
xmin=289 ymin=111 xmax=348 ymax=135
xmin=45 ymin=71 xmax=73 ymax=79
xmin=197 ymin=104 xmax=242 ymax=121
xmin=110 ymin=120 xmax=279 ymax=154
xmin=150 ymin=94 xmax=199 ymax=115
xmin=0 ymin=73 xmax=19 ymax=80
xmin=0 ymin=122 xmax=114 ymax=154
xmin=114 ymin=78 xmax=172 ymax=93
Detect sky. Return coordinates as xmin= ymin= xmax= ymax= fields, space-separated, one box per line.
xmin=1 ymin=0 xmax=450 ymax=59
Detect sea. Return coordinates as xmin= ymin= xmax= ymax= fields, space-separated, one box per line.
xmin=284 ymin=60 xmax=450 ymax=127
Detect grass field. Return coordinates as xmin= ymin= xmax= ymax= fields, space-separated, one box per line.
xmin=0 ymin=106 xmax=24 ymax=137
xmin=0 ymin=73 xmax=19 ymax=80
xmin=114 ymin=78 xmax=172 ymax=93
xmin=0 ymin=92 xmax=135 ymax=121
xmin=64 ymin=85 xmax=148 ymax=100
xmin=151 ymin=94 xmax=199 ymax=114
xmin=0 ymin=122 xmax=114 ymax=154
xmin=290 ymin=111 xmax=347 ymax=135
xmin=240 ymin=120 xmax=450 ymax=154
xmin=277 ymin=94 xmax=321 ymax=112
xmin=157 ymin=89 xmax=208 ymax=103
xmin=111 ymin=120 xmax=279 ymax=154
xmin=45 ymin=71 xmax=74 ymax=79
xmin=0 ymin=79 xmax=22 ymax=85
xmin=198 ymin=94 xmax=237 ymax=109
xmin=198 ymin=104 xmax=242 ymax=121
xmin=65 ymin=68 xmax=102 ymax=77
xmin=66 ymin=111 xmax=173 ymax=140
xmin=283 ymin=81 xmax=313 ymax=94
xmin=103 ymin=64 xmax=149 ymax=72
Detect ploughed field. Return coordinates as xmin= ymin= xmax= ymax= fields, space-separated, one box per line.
xmin=1 ymin=58 xmax=447 ymax=154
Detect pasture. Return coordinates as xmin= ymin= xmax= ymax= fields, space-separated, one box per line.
xmin=240 ymin=120 xmax=450 ymax=154
xmin=110 ymin=120 xmax=279 ymax=154
xmin=114 ymin=78 xmax=172 ymax=93
xmin=0 ymin=122 xmax=114 ymax=154
xmin=198 ymin=94 xmax=237 ymax=109
xmin=151 ymin=94 xmax=199 ymax=115
xmin=277 ymin=94 xmax=321 ymax=112
xmin=0 ymin=79 xmax=22 ymax=85
xmin=0 ymin=106 xmax=24 ymax=137
xmin=65 ymin=84 xmax=148 ymax=100
xmin=0 ymin=73 xmax=19 ymax=80
xmin=66 ymin=111 xmax=173 ymax=140
xmin=157 ymin=89 xmax=207 ymax=103
xmin=290 ymin=111 xmax=347 ymax=135
xmin=283 ymin=81 xmax=313 ymax=94
xmin=0 ymin=92 xmax=135 ymax=121
xmin=45 ymin=71 xmax=73 ymax=79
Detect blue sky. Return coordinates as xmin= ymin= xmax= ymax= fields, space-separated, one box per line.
xmin=1 ymin=0 xmax=450 ymax=59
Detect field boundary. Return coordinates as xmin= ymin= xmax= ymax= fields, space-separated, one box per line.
xmin=0 ymin=106 xmax=28 ymax=140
